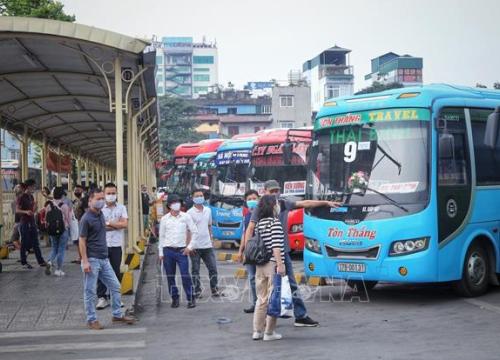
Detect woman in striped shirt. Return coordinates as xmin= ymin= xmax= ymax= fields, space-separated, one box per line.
xmin=252 ymin=194 xmax=286 ymax=341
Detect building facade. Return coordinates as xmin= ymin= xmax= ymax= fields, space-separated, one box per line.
xmin=190 ymin=89 xmax=272 ymax=137
xmin=303 ymin=45 xmax=354 ymax=112
xmin=155 ymin=37 xmax=218 ymax=98
xmin=365 ymin=52 xmax=423 ymax=86
xmin=271 ymin=85 xmax=312 ymax=128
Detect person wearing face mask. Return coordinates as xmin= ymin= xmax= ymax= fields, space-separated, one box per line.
xmin=96 ymin=183 xmax=128 ymax=310
xmin=245 ymin=179 xmax=341 ymax=328
xmin=71 ymin=185 xmax=87 ymax=264
xmin=79 ymin=188 xmax=135 ymax=330
xmin=237 ymin=189 xmax=260 ymax=313
xmin=159 ymin=194 xmax=198 ymax=309
xmin=187 ymin=189 xmax=221 ymax=298
xmin=16 ymin=179 xmax=47 ymax=269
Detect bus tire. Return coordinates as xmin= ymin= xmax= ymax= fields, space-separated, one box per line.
xmin=347 ymin=280 xmax=378 ymax=291
xmin=454 ymin=242 xmax=490 ymax=297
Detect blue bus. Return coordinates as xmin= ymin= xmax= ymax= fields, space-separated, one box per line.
xmin=304 ymin=84 xmax=500 ymax=296
xmin=210 ymin=137 xmax=256 ymax=243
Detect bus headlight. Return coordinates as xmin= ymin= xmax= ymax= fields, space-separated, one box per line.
xmin=305 ymin=237 xmax=322 ymax=254
xmin=290 ymin=224 xmax=303 ymax=233
xmin=389 ymin=237 xmax=429 ymax=256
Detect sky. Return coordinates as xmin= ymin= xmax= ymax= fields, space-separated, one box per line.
xmin=61 ymin=0 xmax=500 ymax=92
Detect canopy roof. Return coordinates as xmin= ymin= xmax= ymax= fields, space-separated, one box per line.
xmin=0 ymin=16 xmax=158 ymax=166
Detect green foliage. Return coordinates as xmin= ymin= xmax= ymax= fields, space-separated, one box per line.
xmin=158 ymin=96 xmax=205 ymax=159
xmin=493 ymin=82 xmax=500 ymax=90
xmin=0 ymin=0 xmax=75 ymax=21
xmin=476 ymin=83 xmax=487 ymax=89
xmin=355 ymin=81 xmax=404 ymax=95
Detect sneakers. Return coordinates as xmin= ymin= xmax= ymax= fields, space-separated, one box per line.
xmin=263 ymin=332 xmax=282 ymax=341
xmin=243 ymin=305 xmax=255 ymax=314
xmin=171 ymin=298 xmax=180 ymax=308
xmin=96 ymin=298 xmax=110 ymax=310
xmin=87 ymin=320 xmax=104 ymax=330
xmin=112 ymin=315 xmax=136 ymax=325
xmin=45 ymin=262 xmax=52 ymax=275
xmin=22 ymin=263 xmax=33 ymax=270
xmin=187 ymin=301 xmax=196 ymax=309
xmin=211 ymin=289 xmax=223 ymax=297
xmin=39 ymin=262 xmax=47 ymax=267
xmin=294 ymin=316 xmax=319 ymax=327
xmin=252 ymin=331 xmax=263 ymax=340
xmin=54 ymin=269 xmax=65 ymax=276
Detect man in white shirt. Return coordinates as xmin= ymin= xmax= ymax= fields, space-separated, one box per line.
xmin=187 ymin=189 xmax=220 ymax=298
xmin=159 ymin=194 xmax=198 ymax=308
xmin=96 ymin=183 xmax=128 ymax=310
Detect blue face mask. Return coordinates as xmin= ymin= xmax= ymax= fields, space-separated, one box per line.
xmin=93 ymin=199 xmax=105 ymax=210
xmin=246 ymin=200 xmax=258 ymax=209
xmin=193 ymin=196 xmax=205 ymax=205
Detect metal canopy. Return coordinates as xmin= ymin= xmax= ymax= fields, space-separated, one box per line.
xmin=0 ymin=16 xmax=158 ymax=166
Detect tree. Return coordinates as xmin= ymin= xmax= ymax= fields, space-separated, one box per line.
xmin=493 ymin=82 xmax=500 ymax=90
xmin=355 ymin=81 xmax=404 ymax=95
xmin=476 ymin=83 xmax=487 ymax=88
xmin=158 ymin=96 xmax=205 ymax=159
xmin=0 ymin=0 xmax=75 ymax=22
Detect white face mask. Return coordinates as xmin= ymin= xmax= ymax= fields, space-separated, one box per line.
xmin=105 ymin=194 xmax=117 ymax=203
xmin=274 ymin=203 xmax=281 ymax=217
xmin=170 ymin=202 xmax=181 ymax=212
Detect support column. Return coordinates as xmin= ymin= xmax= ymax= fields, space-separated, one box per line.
xmin=41 ymin=136 xmax=47 ymax=192
xmin=114 ymin=57 xmax=125 ymax=205
xmin=21 ymin=125 xmax=29 ymax=181
xmin=56 ymin=145 xmax=62 ymax=186
xmin=84 ymin=160 xmax=89 ymax=188
xmin=77 ymin=157 xmax=82 ymax=187
xmin=126 ymin=110 xmax=134 ymax=252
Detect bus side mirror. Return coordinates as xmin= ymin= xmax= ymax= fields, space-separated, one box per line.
xmin=484 ymin=107 xmax=500 ymax=149
xmin=439 ymin=133 xmax=455 ymax=159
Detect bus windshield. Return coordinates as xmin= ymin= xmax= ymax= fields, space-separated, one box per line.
xmin=308 ymin=119 xmax=430 ymax=208
xmin=166 ymin=164 xmax=193 ymax=196
xmin=210 ymin=164 xmax=247 ymax=209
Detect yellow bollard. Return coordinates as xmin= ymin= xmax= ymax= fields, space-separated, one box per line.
xmin=0 ymin=246 xmax=9 ymax=259
xmin=121 ymin=271 xmax=134 ymax=295
xmin=125 ymin=253 xmax=141 ymax=270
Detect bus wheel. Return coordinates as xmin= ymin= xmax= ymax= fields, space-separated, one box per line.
xmin=346 ymin=280 xmax=378 ymax=291
xmin=454 ymin=243 xmax=490 ymax=297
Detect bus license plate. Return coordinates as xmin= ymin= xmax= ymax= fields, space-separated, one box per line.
xmin=337 ymin=263 xmax=366 ymax=273
xmin=223 ymin=231 xmax=234 ymax=236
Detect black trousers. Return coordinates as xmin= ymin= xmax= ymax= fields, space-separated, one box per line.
xmin=97 ymin=246 xmax=122 ymax=299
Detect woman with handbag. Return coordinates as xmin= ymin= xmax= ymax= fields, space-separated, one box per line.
xmin=252 ymin=194 xmax=286 ymax=341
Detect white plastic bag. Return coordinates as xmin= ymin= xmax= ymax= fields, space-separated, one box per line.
xmin=70 ymin=214 xmax=79 ymax=242
xmin=280 ymin=275 xmax=293 ymax=318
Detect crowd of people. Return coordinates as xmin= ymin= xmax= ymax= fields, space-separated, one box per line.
xmin=6 ymin=178 xmax=340 ymax=338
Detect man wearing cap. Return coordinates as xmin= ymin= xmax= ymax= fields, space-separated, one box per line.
xmin=245 ymin=179 xmax=341 ymax=327
xmin=159 ymin=194 xmax=198 ymax=309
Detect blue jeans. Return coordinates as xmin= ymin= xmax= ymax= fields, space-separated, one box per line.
xmin=83 ymin=258 xmax=122 ymax=322
xmin=48 ymin=229 xmax=69 ymax=270
xmin=190 ymin=248 xmax=218 ymax=294
xmin=163 ymin=247 xmax=193 ymax=301
xmin=246 ymin=264 xmax=257 ymax=305
xmin=284 ymin=252 xmax=307 ymax=319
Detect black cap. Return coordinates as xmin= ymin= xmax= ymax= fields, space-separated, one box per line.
xmin=167 ymin=194 xmax=181 ymax=205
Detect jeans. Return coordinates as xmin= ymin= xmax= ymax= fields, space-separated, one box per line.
xmin=48 ymin=229 xmax=69 ymax=270
xmin=246 ymin=264 xmax=257 ymax=306
xmin=83 ymin=257 xmax=122 ymax=322
xmin=97 ymin=246 xmax=122 ymax=299
xmin=190 ymin=248 xmax=218 ymax=294
xmin=19 ymin=222 xmax=44 ymax=265
xmin=163 ymin=247 xmax=193 ymax=302
xmin=284 ymin=252 xmax=307 ymax=319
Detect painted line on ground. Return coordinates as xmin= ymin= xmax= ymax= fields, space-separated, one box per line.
xmin=463 ymin=298 xmax=500 ymax=315
xmin=0 ymin=340 xmax=146 ymax=353
xmin=0 ymin=327 xmax=147 ymax=339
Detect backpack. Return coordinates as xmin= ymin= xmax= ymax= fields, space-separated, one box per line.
xmin=243 ymin=220 xmax=272 ymax=265
xmin=37 ymin=207 xmax=47 ymax=232
xmin=46 ymin=201 xmax=66 ymax=236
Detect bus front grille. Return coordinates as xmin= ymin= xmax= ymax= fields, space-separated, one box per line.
xmin=325 ymin=245 xmax=380 ymax=260
xmin=217 ymin=221 xmax=241 ymax=228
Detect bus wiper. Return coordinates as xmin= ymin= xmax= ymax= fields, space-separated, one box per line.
xmin=373 ymin=144 xmax=402 ymax=175
xmin=353 ymin=187 xmax=409 ymax=213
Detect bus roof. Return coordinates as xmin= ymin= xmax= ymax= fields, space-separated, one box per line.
xmin=254 ymin=128 xmax=312 ymax=145
xmin=217 ymin=137 xmax=256 ymax=152
xmin=173 ymin=142 xmax=202 ymax=158
xmin=194 ymin=152 xmax=216 ymax=162
xmin=198 ymin=138 xmax=226 ymax=153
xmin=317 ymin=83 xmax=500 ymax=119
xmin=231 ymin=133 xmax=260 ymax=140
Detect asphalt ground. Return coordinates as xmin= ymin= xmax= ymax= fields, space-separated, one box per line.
xmin=2 ymin=244 xmax=500 ymax=360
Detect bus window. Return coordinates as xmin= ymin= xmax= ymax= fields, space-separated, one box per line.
xmin=470 ymin=108 xmax=500 ymax=186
